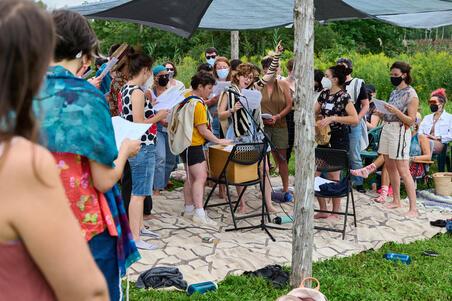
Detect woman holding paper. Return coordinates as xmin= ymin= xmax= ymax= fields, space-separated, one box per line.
xmin=376 ymin=61 xmax=419 ymax=217
xmin=120 ymin=56 xmax=169 ymax=250
xmin=34 ymin=10 xmax=141 ymax=300
xmin=314 ymin=64 xmax=359 ymax=219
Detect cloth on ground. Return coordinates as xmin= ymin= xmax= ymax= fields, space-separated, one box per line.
xmin=242 ymin=264 xmax=289 ymax=288
xmin=417 ymin=189 xmax=452 ymax=211
xmin=136 ymin=266 xmax=187 ymax=290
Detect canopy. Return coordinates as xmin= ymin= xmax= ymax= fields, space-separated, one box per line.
xmin=69 ymin=0 xmax=452 ymax=37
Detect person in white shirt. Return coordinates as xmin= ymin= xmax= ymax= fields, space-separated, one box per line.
xmin=418 ymin=88 xmax=452 ymax=156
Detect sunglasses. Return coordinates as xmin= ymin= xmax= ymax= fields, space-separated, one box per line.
xmin=206 ymin=55 xmax=217 ymax=59
xmin=158 ymin=74 xmax=170 ymax=79
xmin=166 ymin=67 xmax=174 ymax=71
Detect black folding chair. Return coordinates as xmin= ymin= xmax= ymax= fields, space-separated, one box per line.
xmin=315 ymin=148 xmax=357 ymax=239
xmin=204 ymin=142 xmax=266 ymax=229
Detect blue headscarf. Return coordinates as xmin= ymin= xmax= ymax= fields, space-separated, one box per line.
xmin=34 ymin=65 xmax=118 ymax=166
xmin=153 ymin=64 xmax=166 ymax=76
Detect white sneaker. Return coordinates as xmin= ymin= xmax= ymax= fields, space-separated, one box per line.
xmin=192 ymin=214 xmax=218 ymax=227
xmin=140 ymin=228 xmax=160 ymax=238
xmin=135 ymin=239 xmax=158 ymax=251
xmin=182 ymin=210 xmax=194 ymax=218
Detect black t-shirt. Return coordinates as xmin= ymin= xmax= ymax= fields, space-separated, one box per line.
xmin=317 ymin=89 xmax=351 ymax=134
xmin=344 ymin=79 xmax=367 ymax=114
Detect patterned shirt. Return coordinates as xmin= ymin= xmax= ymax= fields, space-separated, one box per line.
xmin=383 ymin=86 xmax=418 ymax=122
xmin=318 ymin=89 xmax=352 ymax=132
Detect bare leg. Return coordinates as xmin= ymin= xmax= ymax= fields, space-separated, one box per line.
xmin=236 ymin=186 xmax=251 ymax=214
xmin=183 ymin=164 xmax=193 ymax=207
xmin=396 ymin=160 xmax=418 ymax=217
xmin=314 ymin=171 xmax=329 ymax=219
xmin=374 ymin=165 xmax=390 ymax=203
xmin=188 ymin=161 xmax=208 ymax=209
xmin=328 ymin=171 xmax=341 ymax=219
xmin=272 ymin=149 xmax=289 ymax=192
xmin=129 ymin=195 xmax=145 ymax=241
xmin=384 ymin=155 xmax=401 ymax=209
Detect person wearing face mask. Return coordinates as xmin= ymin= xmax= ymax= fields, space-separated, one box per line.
xmin=205 ymin=47 xmax=218 ymax=67
xmin=120 ymin=57 xmax=169 ymax=250
xmin=336 ymin=58 xmax=369 ymax=193
xmin=376 ymin=61 xmax=419 ymax=217
xmin=150 ymin=65 xmax=172 ymax=196
xmin=418 ymin=88 xmax=452 ymax=171
xmin=164 ymin=61 xmax=186 ymax=92
xmin=352 ymin=113 xmax=431 ymax=202
xmin=314 ymin=64 xmax=359 ymax=219
xmin=168 ymin=71 xmax=232 ymax=226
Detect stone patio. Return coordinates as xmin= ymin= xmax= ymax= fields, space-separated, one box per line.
xmin=129 ymin=176 xmax=449 ymax=284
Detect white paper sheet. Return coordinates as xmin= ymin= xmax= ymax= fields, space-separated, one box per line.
xmin=241 ymin=89 xmax=262 ymax=110
xmin=314 ymin=176 xmax=335 ymax=192
xmin=261 ymin=113 xmax=272 ymax=120
xmin=111 ymin=116 xmax=151 ymax=151
xmin=211 ymin=81 xmax=231 ymax=97
xmin=373 ymin=99 xmax=392 ymax=115
xmin=153 ymin=87 xmax=185 ymax=111
xmin=98 ymin=57 xmax=118 ymax=80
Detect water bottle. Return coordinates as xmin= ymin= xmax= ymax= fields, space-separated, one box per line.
xmin=186 ymin=281 xmax=218 ymax=295
xmin=273 ymin=215 xmax=294 ymax=224
xmin=383 ymin=253 xmax=411 ymax=264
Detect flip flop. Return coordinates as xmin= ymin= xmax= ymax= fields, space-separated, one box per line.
xmin=430 ymin=219 xmax=446 ymax=227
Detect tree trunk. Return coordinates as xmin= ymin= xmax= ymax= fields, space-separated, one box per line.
xmin=231 ymin=31 xmax=240 ymax=59
xmin=290 ymin=0 xmax=315 ymax=288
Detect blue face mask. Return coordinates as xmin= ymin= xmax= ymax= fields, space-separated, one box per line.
xmin=216 ymin=68 xmax=229 ymax=80
xmin=207 ymin=58 xmax=216 ymax=66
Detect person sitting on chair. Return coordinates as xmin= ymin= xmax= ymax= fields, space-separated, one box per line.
xmin=352 ymin=113 xmax=431 ymax=203
xmin=418 ymin=88 xmax=452 ymax=166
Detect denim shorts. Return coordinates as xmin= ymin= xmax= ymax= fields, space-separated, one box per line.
xmin=128 ymin=143 xmax=156 ymax=196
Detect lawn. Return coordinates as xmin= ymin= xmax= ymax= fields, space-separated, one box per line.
xmin=126 ymin=233 xmax=451 ymax=301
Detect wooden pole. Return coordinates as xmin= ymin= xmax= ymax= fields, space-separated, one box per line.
xmin=231 ymin=31 xmax=240 ymax=59
xmin=290 ymin=0 xmax=315 ymax=288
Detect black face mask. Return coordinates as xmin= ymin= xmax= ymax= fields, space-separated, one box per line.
xmin=430 ymin=104 xmax=439 ymax=113
xmin=158 ymin=76 xmax=169 ymax=87
xmin=390 ymin=76 xmax=403 ymax=86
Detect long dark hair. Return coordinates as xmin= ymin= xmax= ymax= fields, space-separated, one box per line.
xmin=390 ymin=61 xmax=412 ymax=85
xmin=328 ymin=64 xmax=347 ymax=86
xmin=0 ymin=0 xmax=55 ymax=161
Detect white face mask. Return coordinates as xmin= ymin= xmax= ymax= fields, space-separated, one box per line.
xmin=217 ymin=68 xmax=229 ymax=80
xmin=321 ymin=77 xmax=332 ymax=90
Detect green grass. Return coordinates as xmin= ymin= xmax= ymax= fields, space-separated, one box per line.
xmin=125 ymin=234 xmax=452 ymax=301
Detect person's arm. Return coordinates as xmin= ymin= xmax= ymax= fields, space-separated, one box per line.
xmin=89 ymin=138 xmax=141 ymax=192
xmin=255 ymin=41 xmax=283 ymax=88
xmin=8 ymin=143 xmax=109 ymax=301
xmin=384 ymin=95 xmax=418 ymax=126
xmin=131 ymin=89 xmax=169 ymax=124
xmin=218 ymin=92 xmax=242 ymax=120
xmin=358 ymin=99 xmax=369 ymax=120
xmin=317 ymin=101 xmax=359 ymax=128
xmin=367 ymin=114 xmax=380 ymax=129
xmin=196 ymin=124 xmax=231 ymax=145
xmin=412 ymin=134 xmax=433 ymax=162
xmin=205 ymin=94 xmax=220 ymax=107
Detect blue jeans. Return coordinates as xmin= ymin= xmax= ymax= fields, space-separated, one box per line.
xmin=128 ymin=143 xmax=155 ymax=196
xmin=349 ymin=123 xmax=364 ymax=186
xmin=154 ymin=131 xmax=177 ymax=190
xmin=88 ymin=230 xmax=121 ymax=301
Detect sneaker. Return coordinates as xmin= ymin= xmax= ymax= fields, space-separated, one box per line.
xmin=135 ymin=239 xmax=158 ymax=251
xmin=181 ymin=210 xmax=194 ymax=218
xmin=140 ymin=228 xmax=160 ymax=238
xmin=192 ymin=214 xmax=218 ymax=227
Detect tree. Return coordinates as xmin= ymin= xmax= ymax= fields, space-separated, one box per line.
xmin=291 ymin=0 xmax=315 ymax=288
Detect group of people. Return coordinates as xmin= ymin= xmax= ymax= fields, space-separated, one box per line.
xmin=315 ymin=59 xmax=451 ymax=219
xmin=1 ymin=1 xmax=451 ymax=300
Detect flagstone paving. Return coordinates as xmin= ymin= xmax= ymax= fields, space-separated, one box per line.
xmin=129 ymin=176 xmax=449 ymax=285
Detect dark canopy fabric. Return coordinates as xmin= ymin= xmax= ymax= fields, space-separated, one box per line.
xmin=69 ymin=0 xmax=452 ymax=37
xmin=70 ymin=0 xmax=213 ymax=38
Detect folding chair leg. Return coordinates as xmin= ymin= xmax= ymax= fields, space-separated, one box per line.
xmin=342 ymin=193 xmax=350 ymax=240
xmin=203 ymin=182 xmax=218 ymax=209
xmin=351 ymin=189 xmax=357 ymax=227
xmin=226 ymin=184 xmax=238 ymax=229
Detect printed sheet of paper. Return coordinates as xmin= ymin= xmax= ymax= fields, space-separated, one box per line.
xmin=98 ymin=57 xmax=118 ymax=80
xmin=111 ymin=116 xmax=151 ymax=151
xmin=212 ymin=81 xmax=231 ymax=97
xmin=373 ymin=99 xmax=392 ymax=115
xmin=314 ymin=176 xmax=335 ymax=192
xmin=241 ymin=89 xmax=262 ymax=110
xmin=153 ymin=87 xmax=185 ymax=111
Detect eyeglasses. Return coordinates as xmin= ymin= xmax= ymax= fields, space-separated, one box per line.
xmin=206 ymin=55 xmax=217 ymax=60
xmin=166 ymin=68 xmax=174 ymax=71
